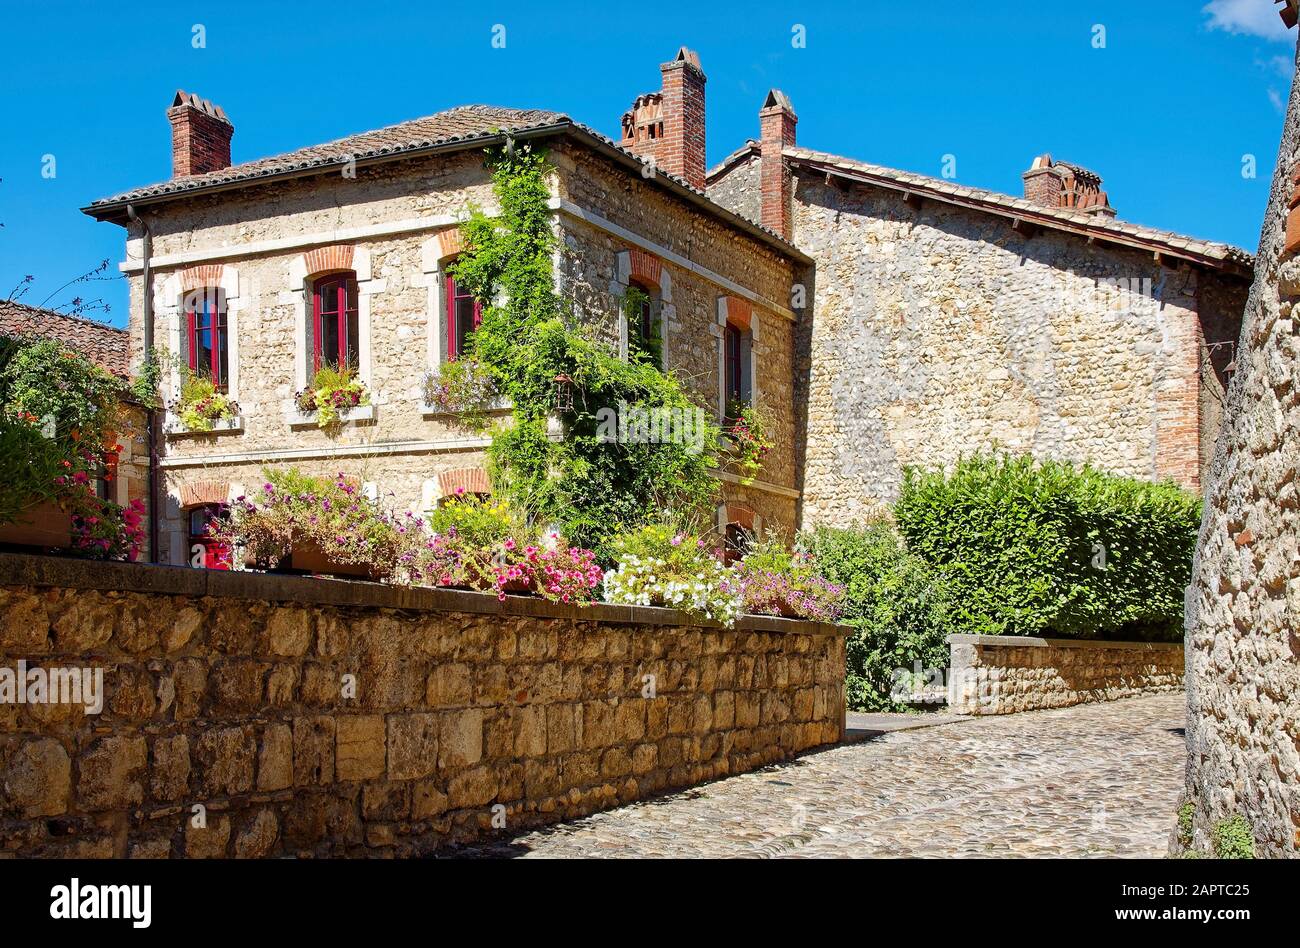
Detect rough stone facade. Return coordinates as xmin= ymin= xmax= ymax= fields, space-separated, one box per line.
xmin=947 ymin=634 xmax=1184 ymax=716
xmin=1182 ymin=39 xmax=1300 ymax=859
xmin=710 ymin=155 xmax=1249 ymax=525
xmin=0 ymin=552 xmax=846 ymax=858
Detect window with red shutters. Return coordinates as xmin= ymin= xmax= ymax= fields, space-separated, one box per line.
xmin=185 ymin=288 xmax=229 ymax=390
xmin=446 ymin=272 xmax=482 ymax=360
xmin=312 ymin=273 xmax=360 ymax=372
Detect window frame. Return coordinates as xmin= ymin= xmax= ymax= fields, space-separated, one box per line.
xmin=185 ymin=288 xmax=229 ymax=391
xmin=311 ymin=272 xmax=360 ymax=373
xmin=445 ymin=271 xmax=483 ymax=361
xmin=724 ymin=323 xmax=745 ymax=408
xmin=186 ymin=503 xmax=232 ymax=571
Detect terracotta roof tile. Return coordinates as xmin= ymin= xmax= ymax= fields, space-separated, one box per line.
xmin=0 ymin=300 xmax=129 ymax=377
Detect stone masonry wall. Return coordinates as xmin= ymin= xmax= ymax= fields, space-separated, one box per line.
xmin=947 ymin=634 xmax=1184 ymax=716
xmin=1183 ymin=39 xmax=1300 ymax=859
xmin=0 ymin=552 xmax=846 ymax=858
xmin=711 ymin=154 xmax=1248 ymax=526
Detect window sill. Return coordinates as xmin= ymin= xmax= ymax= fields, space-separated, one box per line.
xmin=287 ymin=403 xmax=376 ymax=428
xmin=164 ymin=413 xmax=244 ymax=437
xmin=420 ymin=396 xmax=512 ymax=419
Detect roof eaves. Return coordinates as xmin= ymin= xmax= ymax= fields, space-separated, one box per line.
xmin=787 ymin=150 xmax=1253 ymax=276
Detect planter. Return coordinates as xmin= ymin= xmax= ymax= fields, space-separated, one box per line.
xmin=0 ymin=501 xmax=73 ymax=549
xmin=288 ymin=403 xmax=376 ymax=429
xmin=288 ymin=539 xmax=379 ymax=580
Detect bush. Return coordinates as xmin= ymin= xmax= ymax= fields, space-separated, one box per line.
xmin=1212 ymin=816 xmax=1255 ymax=859
xmin=804 ymin=523 xmax=958 ymax=711
xmin=894 ymin=454 xmax=1200 ymax=641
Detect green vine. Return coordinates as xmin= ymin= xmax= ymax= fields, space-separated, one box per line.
xmin=623 ymin=284 xmax=662 ymax=368
xmin=449 ymin=143 xmax=721 ymax=558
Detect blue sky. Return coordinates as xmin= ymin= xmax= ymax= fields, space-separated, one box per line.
xmin=0 ymin=0 xmax=1295 ymax=326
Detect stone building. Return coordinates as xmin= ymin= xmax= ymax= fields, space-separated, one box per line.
xmin=85 ymin=50 xmax=1251 ymax=563
xmin=1181 ymin=17 xmax=1299 ymax=858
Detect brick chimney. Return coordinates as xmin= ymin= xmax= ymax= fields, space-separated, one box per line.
xmin=167 ymin=90 xmax=233 ymax=178
xmin=620 ymin=47 xmax=706 ymax=189
xmin=1022 ymin=153 xmax=1116 ymax=218
xmin=759 ymin=89 xmax=798 ymax=240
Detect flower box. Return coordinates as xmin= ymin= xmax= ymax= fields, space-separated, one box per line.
xmin=165 ymin=412 xmax=244 ymax=436
xmin=288 ymin=539 xmax=378 ymax=580
xmin=287 ymin=403 xmax=376 ymax=429
xmin=0 ymin=501 xmax=73 ymax=549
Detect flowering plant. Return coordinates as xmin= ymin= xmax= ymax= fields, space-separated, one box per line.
xmin=424 ymin=490 xmax=513 ymax=550
xmin=603 ymin=524 xmax=741 ymax=626
xmin=215 ymin=468 xmax=407 ymax=578
xmin=475 ymin=535 xmax=603 ymax=604
xmin=71 ymin=496 xmax=147 ymax=561
xmin=724 ymin=402 xmax=773 ymax=484
xmin=731 ymin=537 xmax=845 ymax=622
xmin=421 ymin=358 xmax=499 ymax=432
xmin=295 ymin=365 xmax=369 ymax=429
xmin=173 ymin=374 xmax=239 ymax=431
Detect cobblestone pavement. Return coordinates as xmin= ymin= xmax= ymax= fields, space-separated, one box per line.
xmin=457 ymin=694 xmax=1186 ymax=858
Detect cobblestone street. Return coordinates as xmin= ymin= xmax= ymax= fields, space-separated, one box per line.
xmin=458 ymin=694 xmax=1186 ymax=858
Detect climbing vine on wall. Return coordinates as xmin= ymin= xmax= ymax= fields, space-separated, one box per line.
xmin=445 ymin=142 xmax=721 ymax=558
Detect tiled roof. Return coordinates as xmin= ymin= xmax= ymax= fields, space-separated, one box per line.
xmin=0 ymin=300 xmax=130 ymax=377
xmin=82 ymin=104 xmax=807 ymax=262
xmin=87 ymin=105 xmax=569 ymax=210
xmin=708 ymin=143 xmax=1253 ymax=274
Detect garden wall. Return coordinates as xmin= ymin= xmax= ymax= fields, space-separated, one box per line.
xmin=0 ymin=552 xmax=847 ymax=858
xmin=947 ymin=634 xmax=1184 ymax=715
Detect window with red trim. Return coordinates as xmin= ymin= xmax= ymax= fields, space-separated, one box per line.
xmin=185 ymin=288 xmax=229 ymax=390
xmin=724 ymin=324 xmax=745 ymax=407
xmin=311 ymin=273 xmax=360 ymax=372
xmin=187 ymin=504 xmax=231 ymax=570
xmin=446 ymin=272 xmax=482 ymax=360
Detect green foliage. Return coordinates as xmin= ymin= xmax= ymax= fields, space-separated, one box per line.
xmin=623 ymin=284 xmax=662 ymax=368
xmin=424 ymin=493 xmax=515 ymax=549
xmin=724 ymin=402 xmax=773 ymax=484
xmin=1212 ymin=816 xmax=1255 ymax=859
xmin=731 ymin=536 xmax=845 ymax=622
xmin=0 ymin=335 xmax=126 ymax=455
xmin=804 ymin=522 xmax=958 ymax=711
xmin=450 ymin=145 xmax=720 ymax=558
xmin=1177 ymin=801 xmax=1195 ymax=851
xmin=603 ymin=523 xmax=740 ymax=625
xmin=0 ymin=419 xmax=70 ymax=525
xmin=894 ymin=454 xmax=1201 ymax=641
xmin=421 ymin=358 xmax=499 ymax=432
xmin=129 ymin=347 xmax=166 ymax=409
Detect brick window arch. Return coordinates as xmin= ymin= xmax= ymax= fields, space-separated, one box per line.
xmin=437 ymin=467 xmax=491 ymax=500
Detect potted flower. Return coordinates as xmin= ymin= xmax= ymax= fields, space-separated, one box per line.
xmin=731 ymin=538 xmax=845 ymax=622
xmin=295 ymin=365 xmax=370 ymax=430
xmin=602 ymin=523 xmax=741 ymax=626
xmin=171 ymin=373 xmax=239 ymax=432
xmin=420 ymin=358 xmax=499 ymax=432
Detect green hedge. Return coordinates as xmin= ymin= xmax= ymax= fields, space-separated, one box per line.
xmin=805 ymin=524 xmax=958 ymax=711
xmin=893 ymin=454 xmax=1201 ymax=641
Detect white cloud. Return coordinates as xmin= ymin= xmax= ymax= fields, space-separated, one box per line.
xmin=1269 ymin=87 xmax=1286 ymax=112
xmin=1203 ymin=0 xmax=1295 ymax=42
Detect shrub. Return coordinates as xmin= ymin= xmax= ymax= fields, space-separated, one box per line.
xmin=804 ymin=523 xmax=958 ymax=711
xmin=732 ymin=537 xmax=845 ymax=622
xmin=424 ymin=492 xmax=515 ymax=550
xmin=724 ymin=402 xmax=773 ymax=485
xmin=1212 ymin=816 xmax=1255 ymax=859
xmin=0 ymin=335 xmax=126 ymax=457
xmin=603 ymin=524 xmax=740 ymax=626
xmin=894 ymin=454 xmax=1200 ymax=641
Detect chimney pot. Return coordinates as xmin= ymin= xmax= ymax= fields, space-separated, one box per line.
xmin=1022 ymin=153 xmax=1115 ymax=218
xmin=167 ymin=89 xmax=233 ymax=178
xmin=620 ymin=47 xmax=707 ymax=189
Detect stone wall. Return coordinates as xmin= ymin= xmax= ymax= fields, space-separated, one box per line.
xmin=710 ymin=154 xmax=1248 ymax=527
xmin=947 ymin=634 xmax=1184 ymax=716
xmin=1183 ymin=39 xmax=1300 ymax=859
xmin=0 ymin=552 xmax=846 ymax=858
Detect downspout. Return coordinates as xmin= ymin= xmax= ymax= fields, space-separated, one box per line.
xmin=127 ymin=204 xmax=161 ymax=564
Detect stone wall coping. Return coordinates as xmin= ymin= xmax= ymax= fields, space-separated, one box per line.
xmin=0 ymin=552 xmax=851 ymax=637
xmin=947 ymin=633 xmax=1182 ymax=652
